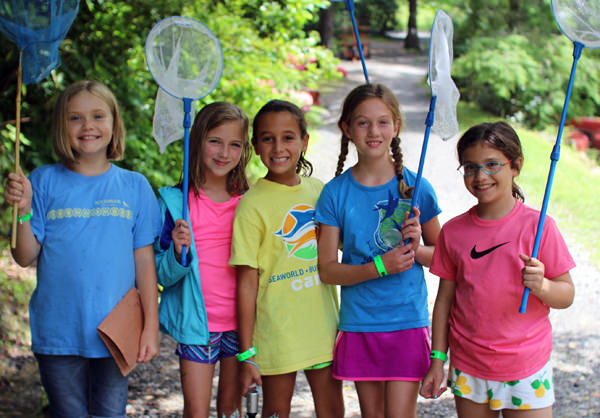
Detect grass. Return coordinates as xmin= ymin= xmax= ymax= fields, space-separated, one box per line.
xmin=457 ymin=102 xmax=600 ymax=268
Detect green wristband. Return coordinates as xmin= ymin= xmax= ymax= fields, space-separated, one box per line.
xmin=17 ymin=209 xmax=33 ymax=224
xmin=373 ymin=255 xmax=387 ymax=277
xmin=430 ymin=350 xmax=447 ymax=362
xmin=236 ymin=346 xmax=257 ymax=362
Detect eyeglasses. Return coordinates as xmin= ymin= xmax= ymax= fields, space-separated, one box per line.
xmin=457 ymin=160 xmax=512 ymax=177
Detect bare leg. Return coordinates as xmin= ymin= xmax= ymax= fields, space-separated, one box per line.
xmin=261 ymin=372 xmax=296 ymax=418
xmin=305 ymin=366 xmax=344 ymax=418
xmin=180 ymin=358 xmax=215 ymax=418
xmin=216 ymin=356 xmax=241 ymax=417
xmin=455 ymin=396 xmax=499 ymax=418
xmin=355 ymin=380 xmax=385 ymax=418
xmin=385 ymin=380 xmax=419 ymax=418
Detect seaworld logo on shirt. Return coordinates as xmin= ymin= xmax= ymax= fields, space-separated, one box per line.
xmin=373 ymin=190 xmax=411 ymax=251
xmin=273 ymin=204 xmax=318 ymax=261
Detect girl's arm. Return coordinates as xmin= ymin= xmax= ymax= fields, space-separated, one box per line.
xmin=154 ymin=208 xmax=191 ymax=288
xmin=236 ymin=265 xmax=262 ymax=394
xmin=4 ymin=171 xmax=41 ymax=266
xmin=134 ymin=244 xmax=160 ymax=362
xmin=318 ymin=223 xmax=416 ymax=286
xmin=400 ymin=206 xmax=441 ymax=268
xmin=420 ymin=278 xmax=456 ymax=399
xmin=519 ymin=254 xmax=575 ymax=309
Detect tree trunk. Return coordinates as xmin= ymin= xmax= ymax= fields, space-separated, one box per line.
xmin=404 ymin=0 xmax=420 ymax=50
xmin=318 ymin=4 xmax=335 ymax=49
xmin=508 ymin=0 xmax=519 ymax=30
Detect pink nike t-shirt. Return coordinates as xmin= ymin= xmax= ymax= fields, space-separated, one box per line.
xmin=430 ymin=200 xmax=575 ymax=381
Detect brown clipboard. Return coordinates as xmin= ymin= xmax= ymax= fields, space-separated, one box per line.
xmin=97 ymin=286 xmax=144 ymax=376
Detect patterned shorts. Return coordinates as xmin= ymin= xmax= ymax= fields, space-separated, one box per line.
xmin=449 ymin=360 xmax=554 ymax=411
xmin=176 ymin=331 xmax=239 ymax=364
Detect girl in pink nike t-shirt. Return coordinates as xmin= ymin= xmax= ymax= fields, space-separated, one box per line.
xmin=420 ymin=122 xmax=575 ymax=417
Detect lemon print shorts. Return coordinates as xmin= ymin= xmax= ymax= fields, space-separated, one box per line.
xmin=449 ymin=360 xmax=554 ymax=410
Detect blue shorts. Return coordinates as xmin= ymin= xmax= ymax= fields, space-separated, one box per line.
xmin=176 ymin=330 xmax=239 ymax=364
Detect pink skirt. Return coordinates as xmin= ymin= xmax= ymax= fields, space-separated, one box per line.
xmin=332 ymin=327 xmax=431 ymax=381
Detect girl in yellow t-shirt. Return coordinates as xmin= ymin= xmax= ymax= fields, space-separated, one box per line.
xmin=230 ymin=100 xmax=343 ymax=418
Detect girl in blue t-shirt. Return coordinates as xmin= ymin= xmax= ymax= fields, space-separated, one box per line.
xmin=315 ymin=83 xmax=442 ymax=417
xmin=3 ymin=80 xmax=160 ymax=417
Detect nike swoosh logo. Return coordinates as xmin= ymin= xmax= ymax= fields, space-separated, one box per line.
xmin=470 ymin=242 xmax=510 ymax=259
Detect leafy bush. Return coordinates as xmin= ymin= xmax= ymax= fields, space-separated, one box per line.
xmin=452 ymin=34 xmax=600 ymax=128
xmin=0 ymin=0 xmax=341 ymax=201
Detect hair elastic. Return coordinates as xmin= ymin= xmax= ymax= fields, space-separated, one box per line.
xmin=236 ymin=346 xmax=257 ymax=362
xmin=373 ymin=255 xmax=387 ymax=277
xmin=430 ymin=350 xmax=447 ymax=362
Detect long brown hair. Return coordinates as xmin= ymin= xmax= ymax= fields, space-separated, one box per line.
xmin=457 ymin=121 xmax=525 ymax=201
xmin=251 ymin=99 xmax=313 ymax=176
xmin=336 ymin=83 xmax=412 ymax=198
xmin=188 ymin=102 xmax=250 ymax=196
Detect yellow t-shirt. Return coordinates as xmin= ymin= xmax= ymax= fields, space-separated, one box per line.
xmin=230 ymin=177 xmax=339 ymax=375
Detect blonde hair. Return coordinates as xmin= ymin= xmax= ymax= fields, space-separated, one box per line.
xmin=188 ymin=102 xmax=250 ymax=196
xmin=337 ymin=83 xmax=412 ymax=198
xmin=53 ymin=80 xmax=125 ymax=165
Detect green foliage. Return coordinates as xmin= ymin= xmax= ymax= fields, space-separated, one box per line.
xmin=0 ymin=257 xmax=35 ymax=354
xmin=0 ymin=0 xmax=341 ymax=199
xmin=453 ymin=34 xmax=600 ymax=128
xmin=0 ymin=125 xmax=31 ymax=232
xmin=354 ymin=0 xmax=400 ymax=34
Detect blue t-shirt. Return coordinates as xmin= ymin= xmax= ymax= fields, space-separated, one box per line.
xmin=315 ymin=167 xmax=441 ymax=332
xmin=28 ymin=164 xmax=161 ymax=357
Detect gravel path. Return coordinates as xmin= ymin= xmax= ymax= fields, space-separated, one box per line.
xmin=2 ymin=37 xmax=599 ymax=418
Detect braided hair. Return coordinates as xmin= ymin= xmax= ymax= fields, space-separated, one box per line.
xmin=336 ymin=83 xmax=412 ymax=198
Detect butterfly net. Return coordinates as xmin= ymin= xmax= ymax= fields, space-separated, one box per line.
xmin=428 ymin=10 xmax=459 ymax=140
xmin=0 ymin=0 xmax=79 ymax=84
xmin=552 ymin=0 xmax=600 ymax=48
xmin=146 ymin=16 xmax=223 ymax=152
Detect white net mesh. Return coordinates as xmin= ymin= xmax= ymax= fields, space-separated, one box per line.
xmin=429 ymin=10 xmax=459 ymax=141
xmin=152 ymin=87 xmax=184 ymax=154
xmin=145 ymin=17 xmax=223 ymax=151
xmin=552 ymin=0 xmax=600 ymax=48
